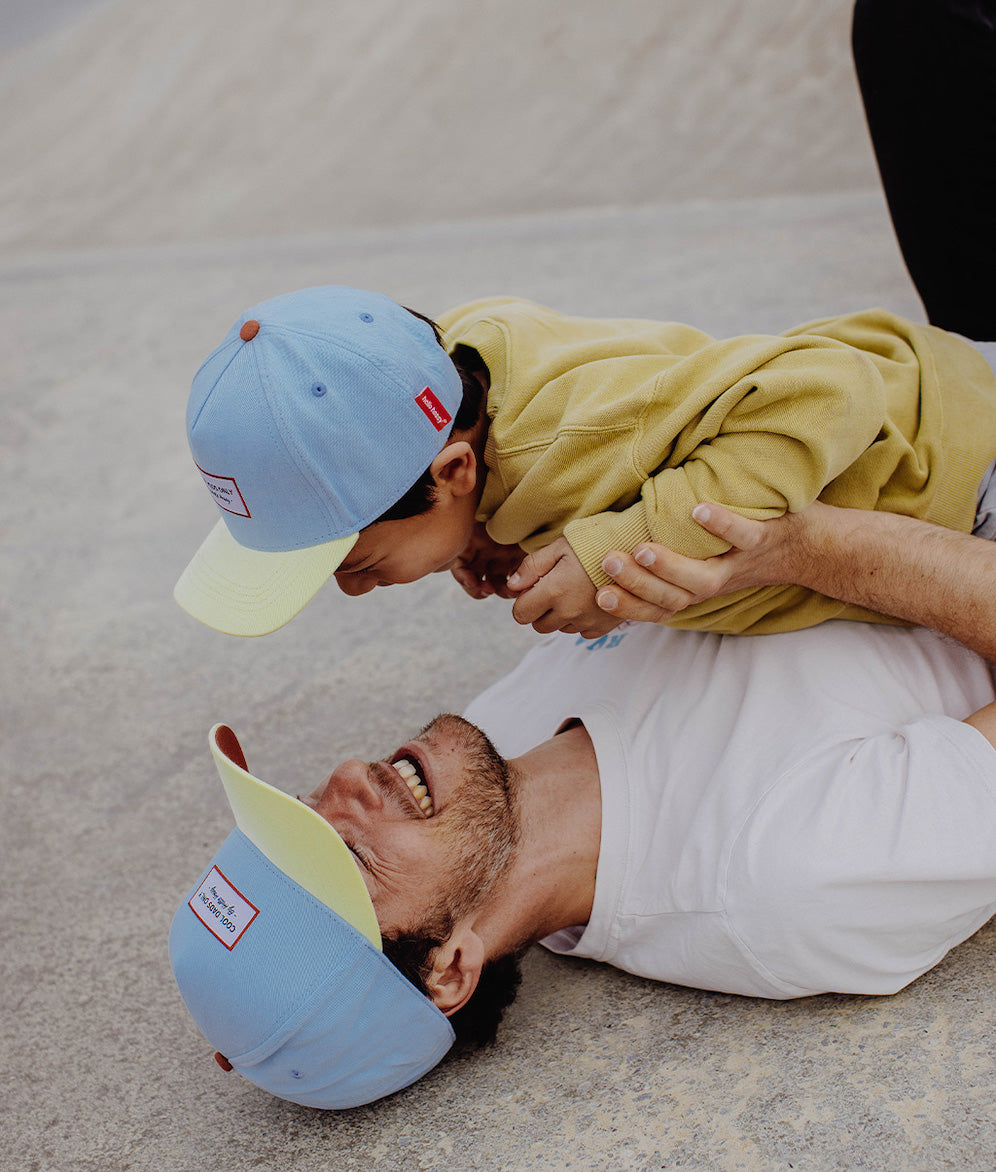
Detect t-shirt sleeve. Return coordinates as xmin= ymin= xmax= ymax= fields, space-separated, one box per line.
xmin=724 ymin=714 xmax=996 ymax=998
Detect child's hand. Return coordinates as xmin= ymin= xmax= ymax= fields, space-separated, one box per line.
xmin=507 ymin=537 xmax=622 ymax=638
xmin=451 ymin=522 xmax=525 ymax=600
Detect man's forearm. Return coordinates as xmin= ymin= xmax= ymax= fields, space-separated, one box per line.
xmin=791 ymin=506 xmax=996 ymax=661
xmin=598 ymin=502 xmax=996 ymax=662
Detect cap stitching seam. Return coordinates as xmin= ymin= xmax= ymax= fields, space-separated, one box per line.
xmin=188 ymin=338 xmax=242 ymax=432
xmin=267 ymin=322 xmax=447 ymax=400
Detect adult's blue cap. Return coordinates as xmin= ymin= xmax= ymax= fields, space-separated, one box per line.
xmin=169 ymin=724 xmax=455 ymax=1108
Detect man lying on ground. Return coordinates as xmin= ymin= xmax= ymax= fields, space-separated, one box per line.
xmin=170 ymin=504 xmax=996 ymax=1109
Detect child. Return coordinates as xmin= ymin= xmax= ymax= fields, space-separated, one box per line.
xmin=174 ymin=285 xmax=996 ymax=637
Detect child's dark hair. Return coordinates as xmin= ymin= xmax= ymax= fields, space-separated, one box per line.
xmin=373 ymin=311 xmax=487 ymax=524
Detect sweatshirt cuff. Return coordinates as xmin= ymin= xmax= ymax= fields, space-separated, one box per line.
xmin=565 ymin=507 xmax=655 ymax=587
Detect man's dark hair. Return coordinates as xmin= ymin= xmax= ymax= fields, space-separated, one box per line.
xmin=382 ymin=929 xmax=524 ymax=1050
xmin=373 ymin=310 xmax=487 ymax=525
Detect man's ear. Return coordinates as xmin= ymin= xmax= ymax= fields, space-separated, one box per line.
xmin=428 ymin=441 xmax=478 ymax=499
xmin=423 ymin=925 xmax=485 ymax=1016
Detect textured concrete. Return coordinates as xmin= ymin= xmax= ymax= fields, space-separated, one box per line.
xmin=4 ymin=2 xmax=995 ymax=1170
xmin=0 ymin=0 xmax=876 ymax=255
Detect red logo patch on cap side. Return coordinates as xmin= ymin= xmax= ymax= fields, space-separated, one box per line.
xmin=414 ymin=387 xmax=452 ymax=432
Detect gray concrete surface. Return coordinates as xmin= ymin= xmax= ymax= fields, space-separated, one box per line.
xmin=0 ymin=0 xmax=876 ymax=255
xmin=4 ymin=2 xmax=996 ymax=1170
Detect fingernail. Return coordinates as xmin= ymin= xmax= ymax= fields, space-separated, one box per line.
xmin=602 ymin=556 xmax=622 ymax=577
xmin=692 ymin=504 xmax=711 ymax=523
xmin=507 ymin=573 xmax=521 ymax=587
xmin=597 ymin=590 xmax=617 ymax=611
xmin=635 ymin=548 xmax=655 ymax=567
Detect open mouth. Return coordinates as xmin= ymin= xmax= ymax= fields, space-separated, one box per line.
xmin=391 ymin=756 xmax=434 ymax=817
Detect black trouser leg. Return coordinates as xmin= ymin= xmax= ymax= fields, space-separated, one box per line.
xmin=852 ymin=0 xmax=996 ymax=339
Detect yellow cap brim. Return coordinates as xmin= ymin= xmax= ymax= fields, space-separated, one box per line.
xmin=209 ymin=723 xmax=381 ymax=949
xmin=174 ymin=520 xmax=359 ymax=636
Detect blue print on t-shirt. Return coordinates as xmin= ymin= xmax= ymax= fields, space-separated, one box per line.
xmin=575 ymin=628 xmax=630 ymax=652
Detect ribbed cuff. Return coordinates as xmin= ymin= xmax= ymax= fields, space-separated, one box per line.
xmin=565 ymin=506 xmax=655 ymax=587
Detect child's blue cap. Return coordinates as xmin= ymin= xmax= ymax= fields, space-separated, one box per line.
xmin=169 ymin=724 xmax=455 ymax=1109
xmin=174 ymin=286 xmax=462 ymax=636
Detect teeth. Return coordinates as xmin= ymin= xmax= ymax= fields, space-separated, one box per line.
xmin=394 ymin=757 xmax=434 ymax=816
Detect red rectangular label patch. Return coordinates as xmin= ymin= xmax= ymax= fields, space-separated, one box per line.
xmin=189 ymin=866 xmax=259 ymax=950
xmin=414 ymin=387 xmax=452 ymax=432
xmin=196 ymin=464 xmax=251 ymax=518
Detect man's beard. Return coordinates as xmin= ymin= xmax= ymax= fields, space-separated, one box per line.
xmin=379 ymin=714 xmax=527 ymax=1041
xmin=401 ymin=712 xmax=520 ymax=937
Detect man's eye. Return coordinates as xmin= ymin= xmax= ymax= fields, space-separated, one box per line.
xmin=345 ymin=842 xmax=371 ymax=872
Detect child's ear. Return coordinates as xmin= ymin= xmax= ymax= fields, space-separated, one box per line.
xmin=423 ymin=925 xmax=485 ymax=1016
xmin=429 ymin=441 xmax=478 ymax=498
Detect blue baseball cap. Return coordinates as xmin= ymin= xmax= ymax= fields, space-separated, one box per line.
xmin=169 ymin=724 xmax=455 ymax=1109
xmin=174 ymin=286 xmax=462 ymax=636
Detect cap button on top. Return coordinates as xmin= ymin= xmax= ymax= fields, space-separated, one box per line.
xmin=240 ymin=319 xmax=260 ymax=341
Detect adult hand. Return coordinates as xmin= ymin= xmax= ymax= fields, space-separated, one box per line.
xmin=451 ymin=522 xmax=525 ymax=600
xmin=508 ymin=537 xmax=621 ymax=638
xmin=594 ymin=499 xmax=996 ymax=663
xmin=595 ymin=502 xmax=811 ymax=623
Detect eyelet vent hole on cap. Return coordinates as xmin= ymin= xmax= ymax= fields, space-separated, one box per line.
xmin=359 ymin=312 xmax=374 ymax=323
xmin=311 ymin=383 xmax=327 ymax=397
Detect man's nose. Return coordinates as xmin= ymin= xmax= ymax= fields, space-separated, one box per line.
xmin=309 ymin=759 xmax=381 ymax=820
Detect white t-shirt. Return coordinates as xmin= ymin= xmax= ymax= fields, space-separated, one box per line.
xmin=463 ymin=621 xmax=996 ymax=999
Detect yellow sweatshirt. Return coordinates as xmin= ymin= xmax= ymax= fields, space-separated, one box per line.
xmin=438 ymin=298 xmax=996 ymax=634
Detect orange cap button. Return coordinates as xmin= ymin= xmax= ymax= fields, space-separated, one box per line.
xmin=214 ymin=1052 xmax=233 ymax=1071
xmin=240 ymin=320 xmax=260 ymax=341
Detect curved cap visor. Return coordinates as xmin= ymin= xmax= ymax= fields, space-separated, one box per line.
xmin=174 ymin=519 xmax=358 ymax=636
xmin=169 ymin=723 xmax=454 ymax=1108
xmin=210 ymin=723 xmax=380 ymax=948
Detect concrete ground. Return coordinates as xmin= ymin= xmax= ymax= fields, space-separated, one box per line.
xmin=4 ymin=3 xmax=995 ymax=1170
